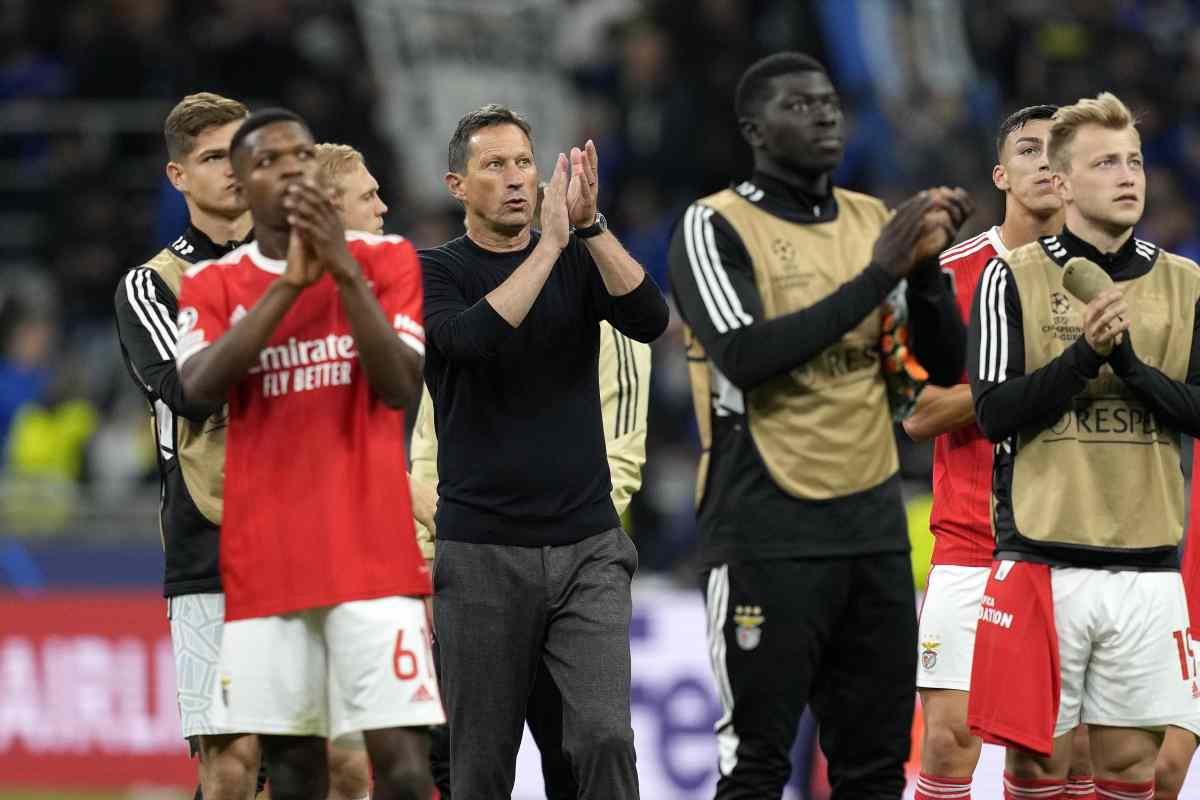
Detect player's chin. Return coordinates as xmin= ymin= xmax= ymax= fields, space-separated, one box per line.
xmin=1105 ymin=207 xmax=1143 ymax=229
xmin=1027 ymin=194 xmax=1063 ymax=214
xmin=496 ymin=208 xmax=532 ymax=228
xmin=201 ymin=198 xmax=248 ymax=218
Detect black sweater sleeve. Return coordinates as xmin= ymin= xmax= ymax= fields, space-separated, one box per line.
xmin=1107 ymin=299 xmax=1200 ymax=437
xmin=420 ymin=250 xmax=515 ymax=363
xmin=906 ymin=259 xmax=966 ymax=386
xmin=114 ymin=267 xmax=217 ymax=422
xmin=968 ymin=257 xmax=1105 ymax=442
xmin=579 ymin=238 xmax=670 ymax=343
xmin=666 ymin=203 xmax=901 ymax=391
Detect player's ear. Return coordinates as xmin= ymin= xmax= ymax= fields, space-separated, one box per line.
xmin=992 ymin=163 xmax=1009 ymax=192
xmin=739 ymin=117 xmax=764 ymax=149
xmin=1052 ymin=171 xmax=1071 ymax=204
xmin=444 ymin=171 xmax=466 ymax=203
xmin=166 ymin=161 xmax=187 ymax=193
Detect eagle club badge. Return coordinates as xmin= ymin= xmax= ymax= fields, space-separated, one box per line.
xmin=733 ymin=605 xmax=764 ymax=651
xmin=920 ymin=638 xmax=941 ymax=670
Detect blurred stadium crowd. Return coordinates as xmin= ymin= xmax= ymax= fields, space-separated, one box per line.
xmin=2 ymin=0 xmax=1199 ymax=579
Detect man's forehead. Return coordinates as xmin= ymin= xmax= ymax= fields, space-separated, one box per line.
xmin=346 ymin=162 xmax=378 ymax=190
xmin=469 ymin=124 xmax=532 ymax=157
xmin=769 ymin=70 xmax=835 ymax=96
xmin=246 ymin=121 xmax=313 ymax=152
xmin=1009 ymin=118 xmax=1052 ymax=142
xmin=1072 ymin=124 xmax=1141 ymax=158
xmin=1003 ymin=118 xmax=1052 ymax=153
xmin=194 ymin=119 xmax=242 ymax=151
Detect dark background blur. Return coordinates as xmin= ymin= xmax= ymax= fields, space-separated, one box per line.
xmin=3 ymin=0 xmax=1199 ymax=587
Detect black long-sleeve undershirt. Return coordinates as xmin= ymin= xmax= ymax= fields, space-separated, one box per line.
xmin=969 ymin=229 xmax=1200 ymax=442
xmin=667 ymin=187 xmax=964 ymax=392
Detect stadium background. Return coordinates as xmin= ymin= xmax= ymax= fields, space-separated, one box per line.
xmin=2 ymin=0 xmax=1200 ymax=797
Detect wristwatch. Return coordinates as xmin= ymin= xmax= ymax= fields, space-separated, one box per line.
xmin=573 ymin=212 xmax=608 ymax=239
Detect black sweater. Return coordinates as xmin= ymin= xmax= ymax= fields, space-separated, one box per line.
xmin=420 ymin=231 xmax=669 ymax=547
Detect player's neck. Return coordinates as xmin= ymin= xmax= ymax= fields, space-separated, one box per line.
xmin=998 ymin=203 xmax=1063 ymax=251
xmin=753 ymin=159 xmax=831 ymax=198
xmin=188 ymin=204 xmax=251 ymax=247
xmin=465 ymin=218 xmax=532 ymax=253
xmin=1064 ymin=207 xmax=1134 ymax=254
xmin=256 ymin=225 xmax=289 ymax=260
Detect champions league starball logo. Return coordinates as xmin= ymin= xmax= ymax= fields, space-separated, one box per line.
xmin=770 ymin=238 xmax=798 ymax=268
xmin=1050 ymin=291 xmax=1071 ymax=315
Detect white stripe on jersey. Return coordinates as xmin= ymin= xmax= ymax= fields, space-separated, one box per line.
xmin=154 ymin=397 xmax=175 ymax=462
xmin=345 ymin=230 xmax=406 ymax=245
xmin=941 ymin=231 xmax=990 ymax=259
xmin=124 ymin=269 xmax=176 ymax=361
xmin=398 ymin=332 xmax=425 ymax=357
xmin=977 ymin=258 xmax=1009 ymax=382
xmin=940 ymin=237 xmax=994 ymax=265
xmin=683 ymin=205 xmax=753 ymax=333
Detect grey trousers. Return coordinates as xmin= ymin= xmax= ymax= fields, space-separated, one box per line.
xmin=432 ymin=528 xmax=640 ymax=799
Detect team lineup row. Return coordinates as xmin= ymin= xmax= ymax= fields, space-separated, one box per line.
xmin=112 ymin=50 xmax=1198 ymax=800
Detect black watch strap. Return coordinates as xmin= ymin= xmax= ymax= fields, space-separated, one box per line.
xmin=574 ymin=212 xmax=607 ymax=239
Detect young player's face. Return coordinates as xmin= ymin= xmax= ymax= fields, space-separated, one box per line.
xmin=175 ymin=119 xmax=246 ymax=218
xmin=459 ymin=123 xmax=538 ymax=232
xmin=335 ymin=160 xmax=388 ymax=235
xmin=1057 ymin=124 xmax=1145 ymax=233
xmin=234 ymin=122 xmax=319 ymax=229
xmin=997 ymin=118 xmax=1061 ymax=216
xmin=756 ymin=71 xmax=844 ymax=174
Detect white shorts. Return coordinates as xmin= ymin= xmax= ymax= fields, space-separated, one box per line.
xmin=916 ymin=565 xmax=990 ymax=691
xmin=213 ymin=596 xmax=445 ymax=739
xmin=169 ymin=592 xmax=237 ymax=740
xmin=1053 ymin=568 xmax=1200 ymax=737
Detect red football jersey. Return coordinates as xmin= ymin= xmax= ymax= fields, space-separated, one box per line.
xmin=930 ymin=227 xmax=1008 ymax=567
xmin=176 ymin=232 xmax=431 ymax=621
xmin=1186 ymin=445 xmax=1200 ymax=637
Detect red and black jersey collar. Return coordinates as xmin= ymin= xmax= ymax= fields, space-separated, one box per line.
xmin=1039 ymin=226 xmax=1157 ymax=282
xmin=167 ymin=223 xmax=253 ymax=264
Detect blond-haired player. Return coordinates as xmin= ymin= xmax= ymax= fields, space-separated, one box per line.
xmin=969 ymin=91 xmax=1200 ymax=800
xmin=314 ymin=144 xmax=389 ymax=236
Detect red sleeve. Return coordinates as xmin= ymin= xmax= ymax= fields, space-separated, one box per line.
xmin=175 ymin=262 xmax=231 ymax=368
xmin=361 ymin=236 xmax=425 ymax=357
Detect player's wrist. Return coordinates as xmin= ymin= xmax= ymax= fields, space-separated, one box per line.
xmin=272 ymin=276 xmax=307 ymax=295
xmin=536 ymin=229 xmax=568 ymax=254
xmin=329 ymin=253 xmax=364 ymax=287
xmin=571 ymin=211 xmax=607 ymax=239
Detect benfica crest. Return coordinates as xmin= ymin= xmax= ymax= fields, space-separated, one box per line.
xmin=733 ymin=605 xmax=765 ymax=651
xmin=920 ymin=639 xmax=941 ymax=670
